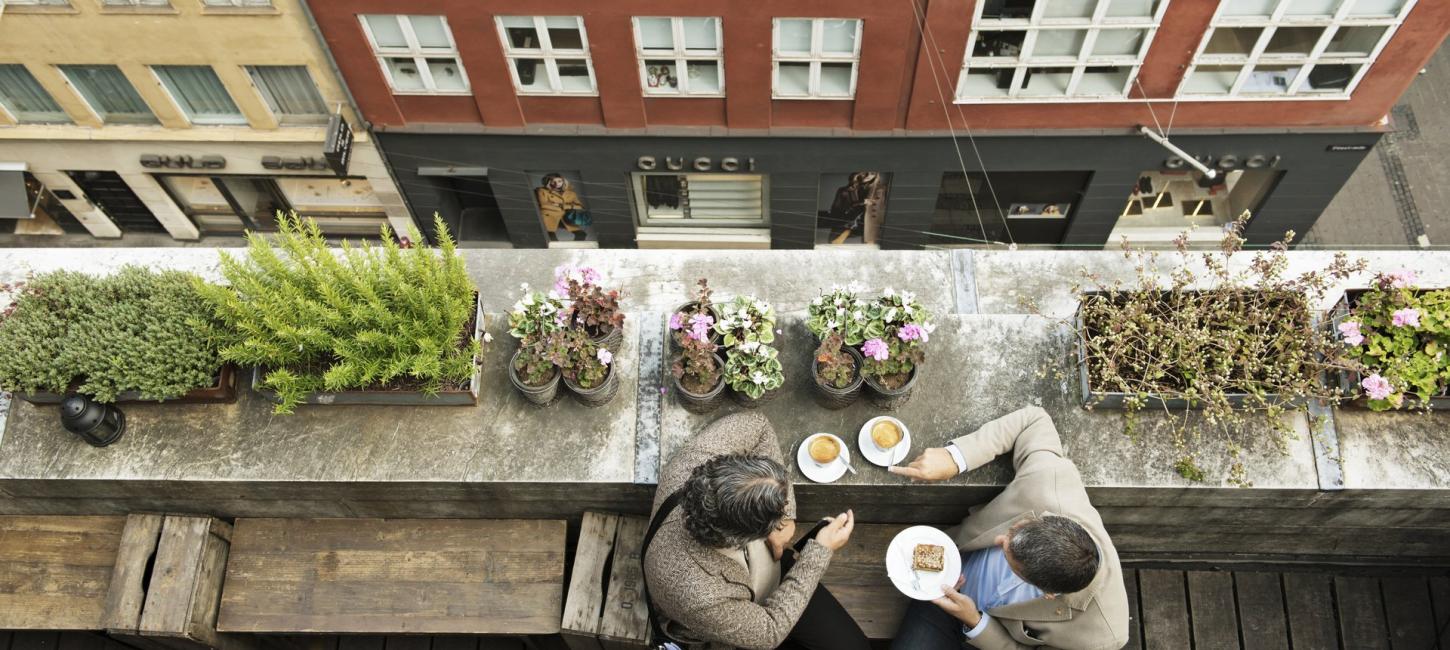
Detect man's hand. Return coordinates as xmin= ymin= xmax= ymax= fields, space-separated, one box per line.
xmin=814 ymin=510 xmax=855 ymax=551
xmin=888 ymin=448 xmax=959 ymax=481
xmin=766 ymin=519 xmax=796 ymax=561
xmin=933 ymin=577 xmax=982 ymax=628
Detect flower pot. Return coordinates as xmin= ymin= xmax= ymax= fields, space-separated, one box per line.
xmin=812 ymin=346 xmax=864 ymax=410
xmin=591 ymin=324 xmax=624 ymax=355
xmin=509 ymin=350 xmax=561 ymax=406
xmin=864 ymin=367 xmax=918 ymax=410
xmin=731 ymin=385 xmax=781 ymax=409
xmin=673 ymin=353 xmax=727 ymax=415
xmin=565 ymin=364 xmax=619 ymax=408
xmin=16 ymin=364 xmax=240 ymax=405
xmin=1329 ymin=290 xmax=1450 ymax=410
xmin=668 ymin=301 xmax=722 ymax=353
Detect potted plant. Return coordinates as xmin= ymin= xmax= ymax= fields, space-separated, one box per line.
xmin=725 ymin=341 xmax=784 ymax=408
xmin=198 ymin=214 xmax=483 ymax=414
xmin=1332 ymin=269 xmax=1450 ymax=410
xmin=554 ymin=328 xmax=619 ymax=407
xmin=714 ymin=295 xmax=777 ymax=347
xmin=555 ymin=265 xmax=625 ymax=354
xmin=807 ymin=287 xmax=869 ymax=345
xmin=669 ymin=279 xmax=720 ymax=352
xmin=671 ymin=334 xmax=726 ymax=415
xmin=813 ymin=332 xmax=864 ymax=409
xmin=859 ymin=288 xmax=933 ymax=410
xmin=0 ymin=267 xmax=236 ymax=405
xmin=509 ymin=334 xmax=561 ymax=406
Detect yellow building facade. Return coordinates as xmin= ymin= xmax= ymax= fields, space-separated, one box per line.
xmin=0 ymin=0 xmax=413 ymax=240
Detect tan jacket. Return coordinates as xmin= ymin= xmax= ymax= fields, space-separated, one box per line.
xmin=535 ymin=184 xmax=583 ymax=232
xmin=949 ymin=407 xmax=1130 ymax=650
xmin=644 ymin=413 xmax=834 ymax=650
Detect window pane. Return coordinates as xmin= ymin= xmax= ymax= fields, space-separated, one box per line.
xmin=513 ymin=59 xmax=548 ymax=91
xmin=1092 ymin=28 xmax=1145 ymax=56
xmin=982 ymin=0 xmax=1036 ymax=19
xmin=427 ymin=59 xmax=466 ymax=90
xmin=60 ymin=65 xmax=157 ymax=124
xmin=1304 ymin=62 xmax=1359 ymax=91
xmin=686 ymin=60 xmax=721 ymax=93
xmin=1032 ymin=29 xmax=1086 ymax=57
xmin=644 ymin=60 xmax=679 ymax=91
xmin=555 ymin=59 xmax=592 ymax=91
xmin=1043 ymin=0 xmax=1097 ymax=19
xmin=1240 ymin=64 xmax=1301 ymax=94
xmin=1347 ymin=0 xmax=1406 ymax=16
xmin=364 ymin=15 xmax=407 ymax=48
xmin=682 ymin=17 xmax=718 ymax=51
xmin=1263 ymin=27 xmax=1325 ymax=55
xmin=1325 ymin=25 xmax=1387 ymax=55
xmin=1285 ymin=0 xmax=1341 ymax=15
xmin=1184 ymin=64 xmax=1242 ymax=93
xmin=776 ymin=61 xmax=811 ymax=95
xmin=408 ymin=16 xmax=451 ymax=48
xmin=821 ymin=19 xmax=859 ymax=54
xmin=961 ymin=67 xmax=1012 ymax=97
xmin=501 ymin=17 xmax=540 ymax=50
xmin=221 ymin=178 xmax=282 ymax=229
xmin=1203 ymin=27 xmax=1263 ymax=56
xmin=155 ymin=65 xmax=243 ymax=124
xmin=1019 ymin=67 xmax=1074 ymax=96
xmin=974 ymin=31 xmax=1027 ymax=58
xmin=637 ymin=17 xmax=674 ymax=50
xmin=819 ymin=62 xmax=854 ymax=95
xmin=0 ymin=65 xmax=69 ymax=123
xmin=546 ymin=17 xmax=584 ymax=50
xmin=1078 ymin=65 xmax=1131 ymax=94
xmin=385 ymin=58 xmax=425 ymax=90
xmin=1106 ymin=0 xmax=1159 ymax=17
xmin=778 ymin=19 xmax=813 ymax=54
xmin=1222 ymin=0 xmax=1277 ymax=16
xmin=247 ymin=66 xmax=327 ymax=117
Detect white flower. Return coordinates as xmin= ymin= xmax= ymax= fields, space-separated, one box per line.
xmin=483 ymin=332 xmax=494 ymax=344
xmin=520 ymin=282 xmax=529 ymax=290
xmin=827 ymin=320 xmax=839 ymax=330
xmin=812 ymin=297 xmax=823 ymax=306
xmin=884 ymin=287 xmax=896 ymax=297
xmin=740 ymin=341 xmax=760 ymax=353
xmin=901 ymin=290 xmax=916 ymax=303
xmin=741 ymin=317 xmax=753 ymax=329
xmin=886 ymin=307 xmax=898 ymax=322
xmin=547 ymin=290 xmax=563 ymax=300
xmin=511 ymin=301 xmax=524 ymax=313
xmin=540 ymin=302 xmax=556 ymax=314
xmin=836 ymin=308 xmax=846 ymax=317
xmin=754 ymin=299 xmax=769 ymax=312
xmin=834 ymin=298 xmax=845 ymax=307
xmin=522 ymin=293 xmax=535 ymax=306
xmin=751 ymin=371 xmax=767 ymax=385
xmin=853 ymin=311 xmax=865 ymax=321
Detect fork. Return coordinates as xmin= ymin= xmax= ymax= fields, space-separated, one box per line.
xmin=898 ymin=545 xmax=923 ymax=593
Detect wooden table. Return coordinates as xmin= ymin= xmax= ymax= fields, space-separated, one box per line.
xmin=0 ymin=516 xmax=127 ymax=630
xmin=217 ymin=518 xmax=566 ymax=635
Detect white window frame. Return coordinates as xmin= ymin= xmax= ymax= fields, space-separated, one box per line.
xmin=99 ymin=0 xmax=171 ymax=7
xmin=201 ymin=0 xmax=272 ymax=6
xmin=632 ymin=17 xmax=725 ymax=97
xmin=955 ymin=0 xmax=1170 ymax=103
xmin=150 ymin=65 xmax=248 ymax=126
xmin=1176 ymin=0 xmax=1416 ymax=101
xmin=359 ymin=15 xmax=470 ymax=95
xmin=495 ymin=15 xmax=598 ymax=96
xmin=245 ymin=65 xmax=330 ymax=125
xmin=771 ymin=18 xmax=863 ymax=100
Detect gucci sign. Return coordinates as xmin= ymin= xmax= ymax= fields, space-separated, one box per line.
xmin=637 ymin=156 xmax=757 ymax=172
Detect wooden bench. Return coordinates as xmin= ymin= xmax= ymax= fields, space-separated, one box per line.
xmin=216 ymin=518 xmax=567 ymax=637
xmin=0 ymin=516 xmax=128 ymax=632
xmin=560 ymin=512 xmax=649 ymax=650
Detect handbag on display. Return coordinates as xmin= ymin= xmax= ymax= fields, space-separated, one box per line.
xmin=563 ymin=209 xmax=593 ymax=228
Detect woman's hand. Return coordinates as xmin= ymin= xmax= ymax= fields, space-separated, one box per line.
xmin=766 ymin=519 xmax=796 ymax=560
xmin=814 ymin=510 xmax=855 ymax=551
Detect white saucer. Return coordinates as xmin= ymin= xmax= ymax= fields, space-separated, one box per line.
xmin=885 ymin=525 xmax=961 ymax=601
xmin=796 ymin=433 xmax=849 ymax=484
xmin=859 ymin=416 xmax=911 ymax=467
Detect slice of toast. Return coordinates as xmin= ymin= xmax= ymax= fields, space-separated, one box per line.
xmin=913 ymin=543 xmax=945 ymax=572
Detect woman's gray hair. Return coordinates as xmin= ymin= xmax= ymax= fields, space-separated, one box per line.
xmin=682 ymin=453 xmax=790 ymax=548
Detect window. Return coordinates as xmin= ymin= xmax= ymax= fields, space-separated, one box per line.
xmin=772 ymin=18 xmax=862 ymax=99
xmin=0 ymin=65 xmax=70 ymax=124
xmin=1179 ymin=0 xmax=1415 ymax=98
xmin=59 ymin=65 xmax=157 ymax=125
xmin=153 ymin=65 xmax=246 ymax=125
xmin=360 ymin=15 xmax=469 ymax=94
xmin=246 ymin=66 xmax=328 ymax=124
xmin=496 ymin=16 xmax=597 ymax=95
xmin=100 ymin=0 xmax=170 ymax=6
xmin=158 ymin=175 xmax=386 ymax=235
xmin=633 ymin=17 xmax=724 ymax=96
xmin=3 ymin=0 xmax=71 ymax=6
xmin=202 ymin=0 xmax=272 ymax=6
xmin=957 ymin=0 xmax=1168 ymax=100
xmin=634 ymin=173 xmax=767 ymax=227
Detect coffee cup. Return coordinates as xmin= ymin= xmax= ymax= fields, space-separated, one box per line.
xmin=871 ymin=419 xmax=903 ymax=450
xmin=808 ymin=436 xmax=840 ymax=465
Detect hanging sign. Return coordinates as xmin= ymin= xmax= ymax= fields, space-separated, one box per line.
xmin=324 ymin=114 xmax=354 ymax=177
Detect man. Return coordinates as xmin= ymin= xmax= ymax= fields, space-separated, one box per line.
xmin=889 ymin=406 xmax=1129 ymax=650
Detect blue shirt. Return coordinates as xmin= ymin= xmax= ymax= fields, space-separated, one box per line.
xmin=959 ymin=546 xmax=1044 ymax=639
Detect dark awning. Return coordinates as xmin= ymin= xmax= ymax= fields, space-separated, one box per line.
xmin=0 ymin=165 xmax=30 ymax=219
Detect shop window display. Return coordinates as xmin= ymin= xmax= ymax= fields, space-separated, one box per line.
xmin=532 ymin=171 xmax=593 ymax=242
xmin=816 ymin=172 xmax=888 ymax=246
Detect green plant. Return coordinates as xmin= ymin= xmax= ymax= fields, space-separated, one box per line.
xmin=671 ymin=335 xmax=721 ymax=394
xmin=859 ymin=332 xmax=925 ymax=389
xmin=554 ymin=265 xmax=624 ymax=338
xmin=1336 ymin=270 xmax=1450 ymax=410
xmin=508 ymin=289 xmax=566 ymax=341
xmin=724 ymin=341 xmax=784 ymax=399
xmin=512 ymin=335 xmax=558 ymax=387
xmin=807 ymin=287 xmax=869 ymax=345
xmin=814 ymin=332 xmax=858 ymax=389
xmin=543 ymin=328 xmax=612 ymax=389
xmin=858 ymin=289 xmax=934 ymax=388
xmin=669 ymin=279 xmax=716 ymax=348
xmin=0 ymin=267 xmax=223 ymax=402
xmin=714 ymin=295 xmax=776 ymax=346
xmin=197 ymin=213 xmax=480 ymax=414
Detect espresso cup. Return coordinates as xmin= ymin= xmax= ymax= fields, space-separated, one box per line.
xmin=871 ymin=420 xmax=903 ymax=450
xmin=808 ymin=436 xmax=840 ymax=465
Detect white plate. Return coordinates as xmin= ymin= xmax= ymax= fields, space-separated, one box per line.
xmin=796 ymin=433 xmax=849 ymax=484
xmin=885 ymin=525 xmax=961 ymax=601
xmin=859 ymin=416 xmax=911 ymax=467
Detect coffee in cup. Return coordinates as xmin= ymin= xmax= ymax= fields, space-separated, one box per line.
xmin=871 ymin=420 xmax=903 ymax=450
xmin=808 ymin=436 xmax=840 ymax=464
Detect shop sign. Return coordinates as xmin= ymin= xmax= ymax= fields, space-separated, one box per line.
xmin=1164 ymin=153 xmax=1280 ymax=172
xmin=1327 ymin=144 xmax=1370 ymax=152
xmin=637 ymin=156 xmax=757 ymax=172
xmin=324 ymin=114 xmax=353 ymax=176
xmin=261 ymin=155 xmax=331 ymax=171
xmin=139 ymin=154 xmax=225 ymax=170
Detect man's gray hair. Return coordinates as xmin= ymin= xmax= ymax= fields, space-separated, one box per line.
xmin=1009 ymin=514 xmax=1099 ymax=594
xmin=682 ymin=454 xmax=790 ymax=548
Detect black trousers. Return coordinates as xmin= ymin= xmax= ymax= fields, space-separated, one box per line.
xmin=776 ymin=521 xmax=871 ymax=650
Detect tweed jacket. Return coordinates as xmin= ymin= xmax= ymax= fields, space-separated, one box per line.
xmin=948 ymin=407 xmax=1130 ymax=650
xmin=644 ymin=412 xmax=835 ymax=650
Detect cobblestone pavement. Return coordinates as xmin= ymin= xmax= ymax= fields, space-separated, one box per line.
xmin=1306 ymin=39 xmax=1450 ymax=249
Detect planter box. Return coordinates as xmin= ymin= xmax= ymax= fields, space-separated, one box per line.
xmin=1329 ymin=290 xmax=1450 ymax=410
xmin=1074 ymin=293 xmax=1303 ymax=410
xmin=252 ymin=297 xmax=485 ymax=408
xmin=16 ymin=364 xmax=240 ymax=406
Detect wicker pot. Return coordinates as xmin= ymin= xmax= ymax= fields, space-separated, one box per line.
xmin=864 ymin=366 xmax=919 ymax=410
xmin=673 ymin=353 xmax=727 ymax=415
xmin=591 ymin=323 xmax=624 ymax=355
xmin=731 ymin=385 xmax=781 ymax=409
xmin=509 ymin=350 xmax=560 ymax=406
xmin=565 ymin=364 xmax=620 ymax=408
xmin=812 ymin=346 xmax=864 ymax=410
xmin=668 ymin=301 xmax=722 ymax=353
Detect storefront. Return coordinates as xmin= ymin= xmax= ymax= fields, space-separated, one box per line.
xmin=377 ymin=130 xmax=1381 ymax=250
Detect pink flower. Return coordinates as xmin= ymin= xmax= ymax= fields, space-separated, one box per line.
xmin=1386 ymin=269 xmax=1419 ymax=289
xmin=1391 ymin=308 xmax=1420 ymax=328
xmin=554 ymin=310 xmax=570 ymax=326
xmin=1361 ymin=374 xmax=1393 ymax=401
xmin=862 ymin=338 xmax=889 ymax=361
xmin=668 ymin=312 xmax=685 ymax=331
xmin=897 ymin=324 xmax=924 ymax=342
xmin=596 ymin=348 xmax=613 ymax=365
xmin=687 ymin=314 xmax=713 ymax=342
xmin=1337 ymin=321 xmax=1364 ymax=346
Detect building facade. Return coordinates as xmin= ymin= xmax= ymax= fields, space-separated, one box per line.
xmin=0 ymin=0 xmax=413 ymax=241
xmin=301 ymin=0 xmax=1448 ymax=250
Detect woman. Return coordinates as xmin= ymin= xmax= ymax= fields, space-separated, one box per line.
xmin=643 ymin=412 xmax=868 ymax=650
xmin=826 ymin=172 xmax=881 ymax=245
xmin=535 ymin=173 xmax=586 ymax=241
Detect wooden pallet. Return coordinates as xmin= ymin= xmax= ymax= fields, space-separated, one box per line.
xmin=560 ymin=513 xmax=649 ymax=650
